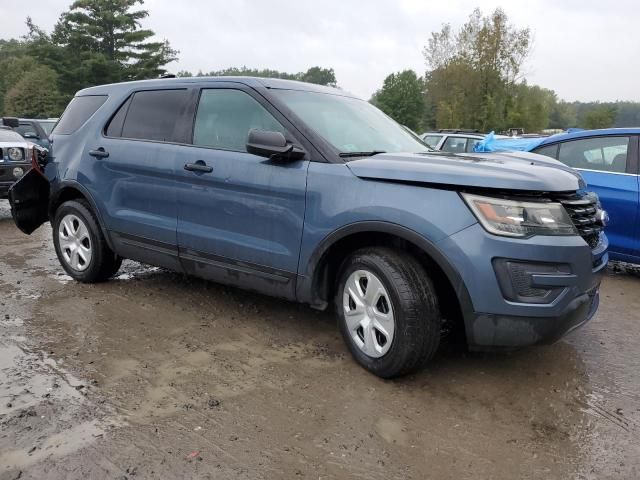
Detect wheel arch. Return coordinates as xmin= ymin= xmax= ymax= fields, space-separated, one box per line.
xmin=49 ymin=181 xmax=115 ymax=251
xmin=299 ymin=222 xmax=474 ymax=334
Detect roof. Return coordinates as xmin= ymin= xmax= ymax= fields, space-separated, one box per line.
xmin=77 ymin=76 xmax=356 ymax=98
xmin=539 ymin=128 xmax=640 ymax=146
xmin=422 ymin=132 xmax=485 ymax=138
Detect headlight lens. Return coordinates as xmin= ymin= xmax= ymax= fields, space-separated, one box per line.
xmin=8 ymin=147 xmax=23 ymax=161
xmin=12 ymin=167 xmax=24 ymax=178
xmin=461 ymin=193 xmax=578 ymax=238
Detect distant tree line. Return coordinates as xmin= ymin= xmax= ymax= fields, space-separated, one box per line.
xmin=0 ymin=2 xmax=637 ymax=132
xmin=371 ymin=8 xmax=638 ymax=133
xmin=176 ymin=66 xmax=337 ymax=87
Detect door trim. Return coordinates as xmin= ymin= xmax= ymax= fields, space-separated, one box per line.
xmin=178 ymin=247 xmax=295 ymax=283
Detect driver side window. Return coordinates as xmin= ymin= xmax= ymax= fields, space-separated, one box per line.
xmin=193 ymin=89 xmax=286 ymax=152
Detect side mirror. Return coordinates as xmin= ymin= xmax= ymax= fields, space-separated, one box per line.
xmin=246 ymin=129 xmax=305 ymax=162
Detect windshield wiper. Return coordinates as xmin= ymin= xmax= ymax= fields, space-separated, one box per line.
xmin=338 ymin=150 xmax=386 ymax=158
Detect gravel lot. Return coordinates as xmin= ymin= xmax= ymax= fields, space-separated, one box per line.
xmin=0 ymin=199 xmax=639 ymax=479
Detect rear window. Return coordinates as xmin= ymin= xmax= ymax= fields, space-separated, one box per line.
xmin=119 ymin=90 xmax=188 ymax=142
xmin=53 ymin=95 xmax=107 ymax=135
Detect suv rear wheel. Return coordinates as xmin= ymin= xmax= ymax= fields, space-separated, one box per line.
xmin=335 ymin=247 xmax=441 ymax=378
xmin=53 ymin=200 xmax=122 ymax=282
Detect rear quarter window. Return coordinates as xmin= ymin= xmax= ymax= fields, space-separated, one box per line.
xmin=532 ymin=144 xmax=559 ymax=159
xmin=53 ymin=95 xmax=108 ymax=135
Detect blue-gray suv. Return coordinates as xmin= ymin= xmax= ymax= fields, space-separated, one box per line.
xmin=8 ymin=77 xmax=609 ymax=378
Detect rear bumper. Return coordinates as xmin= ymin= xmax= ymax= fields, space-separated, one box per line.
xmin=437 ymin=223 xmax=608 ymax=349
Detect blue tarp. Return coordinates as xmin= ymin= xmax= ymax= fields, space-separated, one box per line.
xmin=473 ymin=131 xmax=546 ymax=153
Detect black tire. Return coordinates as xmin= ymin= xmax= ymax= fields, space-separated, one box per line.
xmin=52 ymin=199 xmax=122 ymax=283
xmin=335 ymin=247 xmax=441 ymax=378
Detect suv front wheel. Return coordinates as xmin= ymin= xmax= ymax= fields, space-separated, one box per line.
xmin=335 ymin=247 xmax=441 ymax=378
xmin=53 ymin=200 xmax=122 ymax=282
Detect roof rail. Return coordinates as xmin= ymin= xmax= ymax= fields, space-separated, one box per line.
xmin=437 ymin=129 xmax=482 ymax=134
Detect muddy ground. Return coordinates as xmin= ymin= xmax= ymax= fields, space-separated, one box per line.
xmin=0 ymin=200 xmax=639 ymax=480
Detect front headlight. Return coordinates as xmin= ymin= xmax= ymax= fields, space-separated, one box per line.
xmin=461 ymin=193 xmax=577 ymax=238
xmin=7 ymin=147 xmax=23 ymax=161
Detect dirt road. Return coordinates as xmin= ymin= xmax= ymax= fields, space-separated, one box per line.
xmin=1 ymin=199 xmax=639 ymax=479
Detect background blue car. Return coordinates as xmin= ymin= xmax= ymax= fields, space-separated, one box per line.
xmin=478 ymin=129 xmax=640 ymax=264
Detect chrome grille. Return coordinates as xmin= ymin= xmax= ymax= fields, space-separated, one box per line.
xmin=555 ymin=194 xmax=602 ymax=248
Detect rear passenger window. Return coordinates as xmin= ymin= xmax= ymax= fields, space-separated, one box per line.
xmin=442 ymin=137 xmax=467 ymax=153
xmin=557 ymin=137 xmax=629 ymax=173
xmin=192 ymin=89 xmax=285 ymax=152
xmin=532 ymin=144 xmax=558 ymax=159
xmin=466 ymin=138 xmax=481 ymax=152
xmin=53 ymin=95 xmax=107 ymax=135
xmin=120 ymin=90 xmax=187 ymax=142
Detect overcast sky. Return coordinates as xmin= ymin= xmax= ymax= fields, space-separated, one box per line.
xmin=2 ymin=0 xmax=638 ymax=102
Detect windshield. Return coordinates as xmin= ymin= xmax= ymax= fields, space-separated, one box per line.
xmin=273 ymin=90 xmax=430 ymax=155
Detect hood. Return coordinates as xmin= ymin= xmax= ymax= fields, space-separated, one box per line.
xmin=345 ymin=151 xmax=584 ymax=192
xmin=0 ymin=140 xmax=31 ymax=149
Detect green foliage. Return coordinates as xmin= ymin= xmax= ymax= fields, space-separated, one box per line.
xmin=4 ymin=64 xmax=62 ymax=117
xmin=505 ymin=83 xmax=556 ymax=132
xmin=370 ymin=70 xmax=425 ymax=131
xmin=423 ymin=8 xmax=531 ymax=131
xmin=549 ymin=101 xmax=577 ymax=129
xmin=0 ymin=1 xmax=175 ymax=117
xmin=581 ymin=105 xmax=617 ymax=129
xmin=52 ymin=0 xmax=177 ymax=80
xmin=177 ymin=66 xmax=337 ymax=87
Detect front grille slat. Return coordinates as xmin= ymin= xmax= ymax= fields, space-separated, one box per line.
xmin=553 ymin=193 xmax=602 ymax=249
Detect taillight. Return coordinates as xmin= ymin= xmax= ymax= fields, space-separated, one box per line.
xmin=31 ymin=146 xmax=47 ymax=175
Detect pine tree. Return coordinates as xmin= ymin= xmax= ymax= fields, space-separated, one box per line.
xmin=52 ymin=0 xmax=177 ymax=83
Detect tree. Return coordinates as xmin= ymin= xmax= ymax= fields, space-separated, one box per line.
xmin=299 ymin=67 xmax=336 ymax=87
xmin=371 ymin=70 xmax=424 ymax=131
xmin=51 ymin=0 xmax=177 ymax=84
xmin=506 ymin=84 xmax=556 ymax=132
xmin=582 ymin=105 xmax=617 ymax=129
xmin=176 ymin=66 xmax=337 ymax=87
xmin=4 ymin=64 xmax=62 ymax=117
xmin=423 ymin=8 xmax=531 ymax=131
xmin=549 ymin=101 xmax=577 ymax=129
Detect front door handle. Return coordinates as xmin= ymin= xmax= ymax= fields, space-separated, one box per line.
xmin=88 ymin=147 xmax=109 ymax=159
xmin=184 ymin=161 xmax=213 ymax=173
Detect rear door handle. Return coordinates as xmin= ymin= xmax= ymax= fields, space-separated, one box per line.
xmin=88 ymin=147 xmax=109 ymax=159
xmin=184 ymin=161 xmax=213 ymax=173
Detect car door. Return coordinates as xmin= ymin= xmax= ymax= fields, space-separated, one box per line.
xmin=535 ymin=136 xmax=640 ymax=260
xmin=90 ymin=88 xmax=191 ymax=270
xmin=174 ymin=85 xmax=310 ymax=299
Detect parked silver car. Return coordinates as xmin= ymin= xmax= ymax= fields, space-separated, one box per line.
xmin=422 ymin=130 xmax=511 ymax=153
xmin=0 ymin=127 xmax=34 ymax=199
